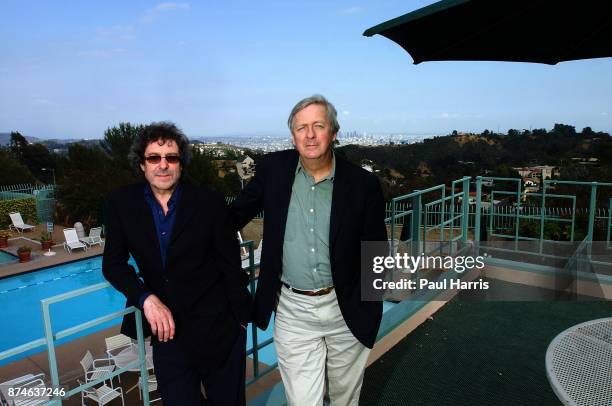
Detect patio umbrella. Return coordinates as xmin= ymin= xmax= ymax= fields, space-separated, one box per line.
xmin=363 ymin=0 xmax=612 ymax=65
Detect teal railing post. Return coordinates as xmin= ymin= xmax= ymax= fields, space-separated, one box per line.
xmin=411 ymin=192 xmax=422 ymax=256
xmin=587 ymin=182 xmax=597 ymax=242
xmin=136 ymin=309 xmax=150 ymax=405
xmin=539 ymin=180 xmax=547 ymax=254
xmin=390 ymin=198 xmax=397 ymax=244
xmin=41 ymin=301 xmax=61 ymax=405
xmin=475 ymin=176 xmax=482 ymax=244
xmin=570 ymin=195 xmax=576 ymax=242
xmin=246 ymin=241 xmax=259 ymax=378
xmin=515 ymin=179 xmax=522 ymax=250
xmin=440 ymin=188 xmax=446 ymax=248
xmin=461 ymin=177 xmax=469 ymax=243
xmin=607 ymin=198 xmax=612 ymax=247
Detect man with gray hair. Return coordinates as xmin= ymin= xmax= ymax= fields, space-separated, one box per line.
xmin=231 ymin=95 xmax=387 ymax=405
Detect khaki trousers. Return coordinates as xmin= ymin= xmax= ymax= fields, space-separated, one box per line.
xmin=274 ymin=285 xmax=370 ymax=406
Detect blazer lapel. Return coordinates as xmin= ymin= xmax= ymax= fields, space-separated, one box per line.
xmin=329 ymin=158 xmax=351 ymax=252
xmin=135 ymin=188 xmax=163 ymax=270
xmin=278 ymin=152 xmax=299 ymax=240
xmin=170 ymin=183 xmax=197 ymax=246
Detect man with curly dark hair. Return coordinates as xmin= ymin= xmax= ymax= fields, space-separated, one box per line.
xmin=103 ymin=121 xmax=252 ymax=405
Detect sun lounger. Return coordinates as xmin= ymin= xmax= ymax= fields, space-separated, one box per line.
xmin=8 ymin=212 xmax=35 ymax=233
xmin=63 ymin=228 xmax=88 ymax=254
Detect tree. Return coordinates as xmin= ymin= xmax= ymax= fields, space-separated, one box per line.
xmin=56 ymin=144 xmax=137 ymax=226
xmin=100 ymin=122 xmax=144 ymax=171
xmin=183 ymin=147 xmax=229 ymax=194
xmin=9 ymin=131 xmax=28 ymax=161
xmin=9 ymin=131 xmax=56 ymax=183
xmin=0 ymin=149 xmax=35 ymax=185
xmin=552 ymin=124 xmax=576 ymax=137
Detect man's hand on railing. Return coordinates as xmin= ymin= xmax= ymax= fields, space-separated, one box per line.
xmin=143 ymin=294 xmax=175 ymax=342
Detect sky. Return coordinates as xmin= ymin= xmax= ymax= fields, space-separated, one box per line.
xmin=1 ymin=0 xmax=611 ymax=140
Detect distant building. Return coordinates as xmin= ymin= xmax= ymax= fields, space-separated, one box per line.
xmin=236 ymin=155 xmax=256 ymax=180
xmin=213 ymin=160 xmax=237 ymax=178
xmin=513 ymin=165 xmax=558 ymax=189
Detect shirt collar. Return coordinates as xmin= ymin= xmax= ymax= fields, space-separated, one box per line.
xmin=144 ymin=182 xmax=182 ymax=209
xmin=295 ymin=152 xmax=336 ymax=182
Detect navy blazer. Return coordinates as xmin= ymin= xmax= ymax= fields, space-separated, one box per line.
xmin=230 ymin=150 xmax=387 ymax=348
xmin=103 ymin=182 xmax=253 ymax=367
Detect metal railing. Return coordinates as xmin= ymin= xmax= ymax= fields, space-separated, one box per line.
xmin=0 ymin=240 xmax=272 ymax=405
xmin=386 ymin=176 xmax=472 ymax=257
xmin=242 ymin=241 xmax=277 ymax=385
xmin=0 ymin=282 xmax=150 ymax=405
xmin=0 ymin=184 xmax=56 ymax=223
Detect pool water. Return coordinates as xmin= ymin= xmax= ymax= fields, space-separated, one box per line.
xmin=0 ymin=257 xmax=126 ymax=365
xmin=0 ymin=257 xmax=277 ymax=366
xmin=0 ymin=257 xmax=396 ymax=368
xmin=0 ymin=250 xmax=18 ymax=265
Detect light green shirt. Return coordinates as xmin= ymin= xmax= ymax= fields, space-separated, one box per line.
xmin=281 ymin=155 xmax=335 ymax=290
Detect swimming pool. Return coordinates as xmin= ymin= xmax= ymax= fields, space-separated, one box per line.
xmin=0 ymin=257 xmax=396 ymax=368
xmin=0 ymin=257 xmax=127 ymax=365
xmin=0 ymin=250 xmax=18 ymax=265
xmin=0 ymin=257 xmax=278 ymax=366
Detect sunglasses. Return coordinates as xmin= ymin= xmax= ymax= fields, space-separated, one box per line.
xmin=144 ymin=155 xmax=181 ymax=164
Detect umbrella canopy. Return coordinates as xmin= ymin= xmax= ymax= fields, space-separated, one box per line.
xmin=363 ymin=0 xmax=612 ymax=65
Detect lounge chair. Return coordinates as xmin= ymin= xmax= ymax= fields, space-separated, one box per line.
xmin=80 ymin=227 xmax=104 ymax=247
xmin=8 ymin=212 xmax=35 ymax=233
xmin=63 ymin=228 xmax=88 ymax=254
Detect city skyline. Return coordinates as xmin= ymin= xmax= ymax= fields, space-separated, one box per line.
xmin=2 ymin=1 xmax=611 ymax=140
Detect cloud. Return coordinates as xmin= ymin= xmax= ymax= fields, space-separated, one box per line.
xmin=342 ymin=110 xmax=350 ymax=115
xmin=601 ymin=112 xmax=608 ymax=116
xmin=96 ymin=25 xmax=135 ymax=41
xmin=434 ymin=112 xmax=483 ymax=119
xmin=77 ymin=48 xmax=128 ymax=59
xmin=33 ymin=98 xmax=51 ymax=105
xmin=340 ymin=6 xmax=364 ymax=14
xmin=141 ymin=2 xmax=191 ymax=23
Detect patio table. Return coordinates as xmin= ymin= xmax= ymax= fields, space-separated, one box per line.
xmin=110 ymin=342 xmax=154 ymax=394
xmin=545 ymin=317 xmax=612 ymax=406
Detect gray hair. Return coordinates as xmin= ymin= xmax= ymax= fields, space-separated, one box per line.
xmin=287 ymin=95 xmax=340 ymax=135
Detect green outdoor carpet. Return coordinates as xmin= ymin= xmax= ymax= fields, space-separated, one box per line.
xmin=361 ymin=283 xmax=611 ymax=405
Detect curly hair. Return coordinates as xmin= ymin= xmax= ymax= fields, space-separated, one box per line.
xmin=128 ymin=121 xmax=191 ymax=170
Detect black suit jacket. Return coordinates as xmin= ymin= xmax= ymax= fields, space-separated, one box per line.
xmin=102 ymin=182 xmax=253 ymax=367
xmin=230 ymin=150 xmax=387 ymax=348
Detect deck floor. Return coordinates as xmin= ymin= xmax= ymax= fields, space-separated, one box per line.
xmin=360 ymin=282 xmax=611 ymax=405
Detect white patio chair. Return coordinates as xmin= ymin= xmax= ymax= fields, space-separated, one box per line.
xmin=80 ymin=227 xmax=104 ymax=247
xmin=8 ymin=212 xmax=35 ymax=233
xmin=104 ymin=334 xmax=134 ymax=383
xmin=13 ymin=377 xmax=50 ymax=406
xmin=0 ymin=373 xmax=44 ymax=405
xmin=63 ymin=228 xmax=88 ymax=254
xmin=241 ymin=239 xmax=263 ymax=270
xmin=80 ymin=350 xmax=115 ymax=389
xmin=138 ymin=373 xmax=161 ymax=403
xmin=77 ymin=380 xmax=125 ymax=406
xmin=237 ymin=231 xmax=248 ymax=258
